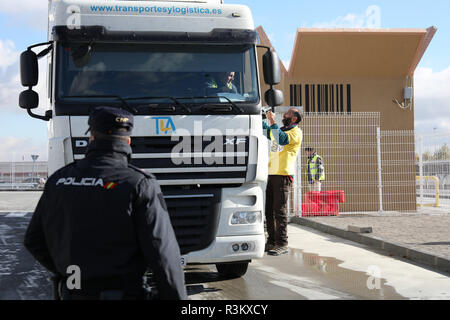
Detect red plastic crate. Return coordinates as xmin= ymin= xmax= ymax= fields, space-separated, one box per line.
xmin=302 ymin=191 xmax=345 ymax=217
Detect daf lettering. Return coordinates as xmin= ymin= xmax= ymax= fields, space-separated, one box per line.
xmin=75 ymin=140 xmax=88 ymax=148
xmin=224 ymin=138 xmax=246 ymax=146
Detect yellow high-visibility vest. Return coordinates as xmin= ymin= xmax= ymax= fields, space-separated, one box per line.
xmin=306 ymin=154 xmax=325 ymax=181
xmin=268 ymin=126 xmax=302 ymax=176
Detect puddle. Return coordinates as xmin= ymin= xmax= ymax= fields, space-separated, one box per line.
xmin=186 ymin=249 xmax=406 ymax=300
xmin=257 ymin=248 xmax=406 ymax=300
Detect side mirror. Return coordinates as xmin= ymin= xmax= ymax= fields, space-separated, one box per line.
xmin=265 ymin=89 xmax=284 ymax=107
xmin=262 ymin=50 xmax=281 ymax=86
xmin=19 ymin=89 xmax=39 ymax=109
xmin=20 ymin=50 xmax=39 ymax=87
xmin=18 ymin=42 xmax=53 ymax=121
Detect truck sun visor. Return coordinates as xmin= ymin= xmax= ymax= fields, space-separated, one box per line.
xmin=52 ymin=26 xmax=258 ymax=44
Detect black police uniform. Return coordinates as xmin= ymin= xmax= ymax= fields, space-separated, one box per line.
xmin=24 ymin=107 xmax=187 ymax=300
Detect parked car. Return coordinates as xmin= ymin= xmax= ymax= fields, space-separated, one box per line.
xmin=22 ymin=177 xmax=46 ymax=189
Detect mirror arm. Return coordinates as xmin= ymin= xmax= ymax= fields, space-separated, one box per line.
xmin=28 ymin=41 xmax=53 ymax=51
xmin=257 ymin=45 xmax=271 ymax=51
xmin=37 ymin=44 xmax=54 ymax=59
xmin=27 ymin=107 xmax=52 ymax=122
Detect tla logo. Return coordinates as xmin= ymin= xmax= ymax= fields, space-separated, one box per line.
xmin=152 ymin=117 xmax=176 ymax=135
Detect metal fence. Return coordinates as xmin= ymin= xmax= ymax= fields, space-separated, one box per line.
xmin=0 ymin=162 xmax=48 ymax=190
xmin=287 ymin=112 xmax=382 ymax=216
xmin=416 ymin=132 xmax=450 ymax=209
xmin=276 ymin=111 xmax=437 ymax=217
xmin=380 ymin=130 xmax=416 ymax=212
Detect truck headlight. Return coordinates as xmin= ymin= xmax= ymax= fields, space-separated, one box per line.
xmin=231 ymin=211 xmax=262 ymax=225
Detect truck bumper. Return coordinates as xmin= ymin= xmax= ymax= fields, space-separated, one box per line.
xmin=184 ymin=233 xmax=265 ymax=264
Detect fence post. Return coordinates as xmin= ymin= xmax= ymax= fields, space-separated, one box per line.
xmin=377 ymin=127 xmax=383 ymax=215
xmin=295 ymin=153 xmax=302 ymax=217
xmin=418 ymin=134 xmax=424 ymax=208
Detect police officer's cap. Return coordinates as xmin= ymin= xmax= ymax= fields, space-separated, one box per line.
xmin=87 ymin=106 xmax=134 ymax=136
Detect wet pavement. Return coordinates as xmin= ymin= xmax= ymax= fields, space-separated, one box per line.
xmin=186 ymin=248 xmax=404 ymax=300
xmin=1 ymin=192 xmax=449 ymax=300
xmin=0 ymin=212 xmax=52 ymax=300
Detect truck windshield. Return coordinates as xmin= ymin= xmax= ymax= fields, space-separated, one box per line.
xmin=56 ymin=42 xmax=259 ymax=109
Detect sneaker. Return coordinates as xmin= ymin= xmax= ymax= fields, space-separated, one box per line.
xmin=268 ymin=246 xmax=289 ymax=256
xmin=264 ymin=243 xmax=275 ymax=252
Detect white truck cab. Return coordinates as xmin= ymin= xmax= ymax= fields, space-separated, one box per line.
xmin=19 ymin=0 xmax=283 ymax=278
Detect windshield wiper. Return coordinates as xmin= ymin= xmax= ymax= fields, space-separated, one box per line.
xmin=124 ymin=96 xmax=192 ymax=113
xmin=145 ymin=105 xmax=176 ymax=113
xmin=61 ymin=95 xmax=138 ymax=114
xmin=178 ymin=96 xmax=244 ymax=113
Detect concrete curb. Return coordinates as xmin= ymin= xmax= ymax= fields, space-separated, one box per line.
xmin=290 ymin=216 xmax=450 ymax=274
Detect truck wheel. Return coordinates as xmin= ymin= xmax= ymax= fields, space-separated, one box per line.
xmin=215 ymin=262 xmax=249 ymax=278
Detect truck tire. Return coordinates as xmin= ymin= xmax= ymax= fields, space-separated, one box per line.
xmin=215 ymin=262 xmax=249 ymax=278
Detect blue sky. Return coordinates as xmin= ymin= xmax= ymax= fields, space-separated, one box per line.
xmin=0 ymin=0 xmax=449 ymax=161
xmin=232 ymin=0 xmax=450 ymax=71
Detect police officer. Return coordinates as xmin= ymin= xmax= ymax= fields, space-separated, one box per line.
xmin=305 ymin=147 xmax=325 ymax=192
xmin=24 ymin=106 xmax=187 ymax=300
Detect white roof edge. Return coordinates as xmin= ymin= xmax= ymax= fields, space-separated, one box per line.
xmin=49 ymin=0 xmax=254 ymax=35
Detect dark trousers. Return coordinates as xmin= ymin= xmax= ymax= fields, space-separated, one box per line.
xmin=60 ymin=285 xmax=145 ymax=300
xmin=58 ymin=275 xmax=146 ymax=300
xmin=265 ymin=175 xmax=292 ymax=247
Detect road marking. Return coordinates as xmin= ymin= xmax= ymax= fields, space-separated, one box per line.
xmin=5 ymin=212 xmax=29 ymax=218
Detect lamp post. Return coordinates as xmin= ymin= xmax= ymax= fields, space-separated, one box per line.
xmin=31 ymin=155 xmax=39 ymax=183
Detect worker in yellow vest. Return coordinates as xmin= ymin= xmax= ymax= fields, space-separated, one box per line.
xmin=207 ymin=72 xmax=238 ymax=94
xmin=305 ymin=147 xmax=325 ymax=192
xmin=263 ymin=108 xmax=303 ymax=256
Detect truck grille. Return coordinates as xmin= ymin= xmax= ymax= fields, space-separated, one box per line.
xmin=71 ymin=137 xmax=230 ymax=255
xmin=72 ymin=136 xmax=249 ymax=185
xmin=161 ymin=187 xmax=221 ymax=255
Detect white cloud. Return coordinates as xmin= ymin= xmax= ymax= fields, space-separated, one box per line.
xmin=0 ymin=40 xmax=18 ymax=71
xmin=313 ymin=13 xmax=365 ymax=29
xmin=0 ymin=137 xmax=47 ymax=162
xmin=312 ymin=5 xmax=381 ymax=29
xmin=0 ymin=38 xmax=48 ymax=162
xmin=0 ymin=1 xmax=47 ymax=13
xmin=0 ymin=39 xmax=22 ymax=113
xmin=0 ymin=0 xmax=48 ymax=29
xmin=414 ymin=67 xmax=450 ymax=134
xmin=0 ymin=39 xmax=48 ymax=115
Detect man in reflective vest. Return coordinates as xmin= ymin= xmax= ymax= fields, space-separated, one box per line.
xmin=305 ymin=147 xmax=325 ymax=192
xmin=263 ymin=108 xmax=303 ymax=256
xmin=207 ymin=72 xmax=238 ymax=94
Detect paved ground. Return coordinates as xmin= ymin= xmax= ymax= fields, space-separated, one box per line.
xmin=0 ymin=212 xmax=53 ymax=299
xmin=1 ymin=191 xmax=449 ymax=300
xmin=4 ymin=191 xmax=449 ymax=259
xmin=2 ymin=212 xmax=449 ymax=300
xmin=305 ymin=211 xmax=450 ymax=260
xmin=0 ymin=191 xmax=41 ymax=212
